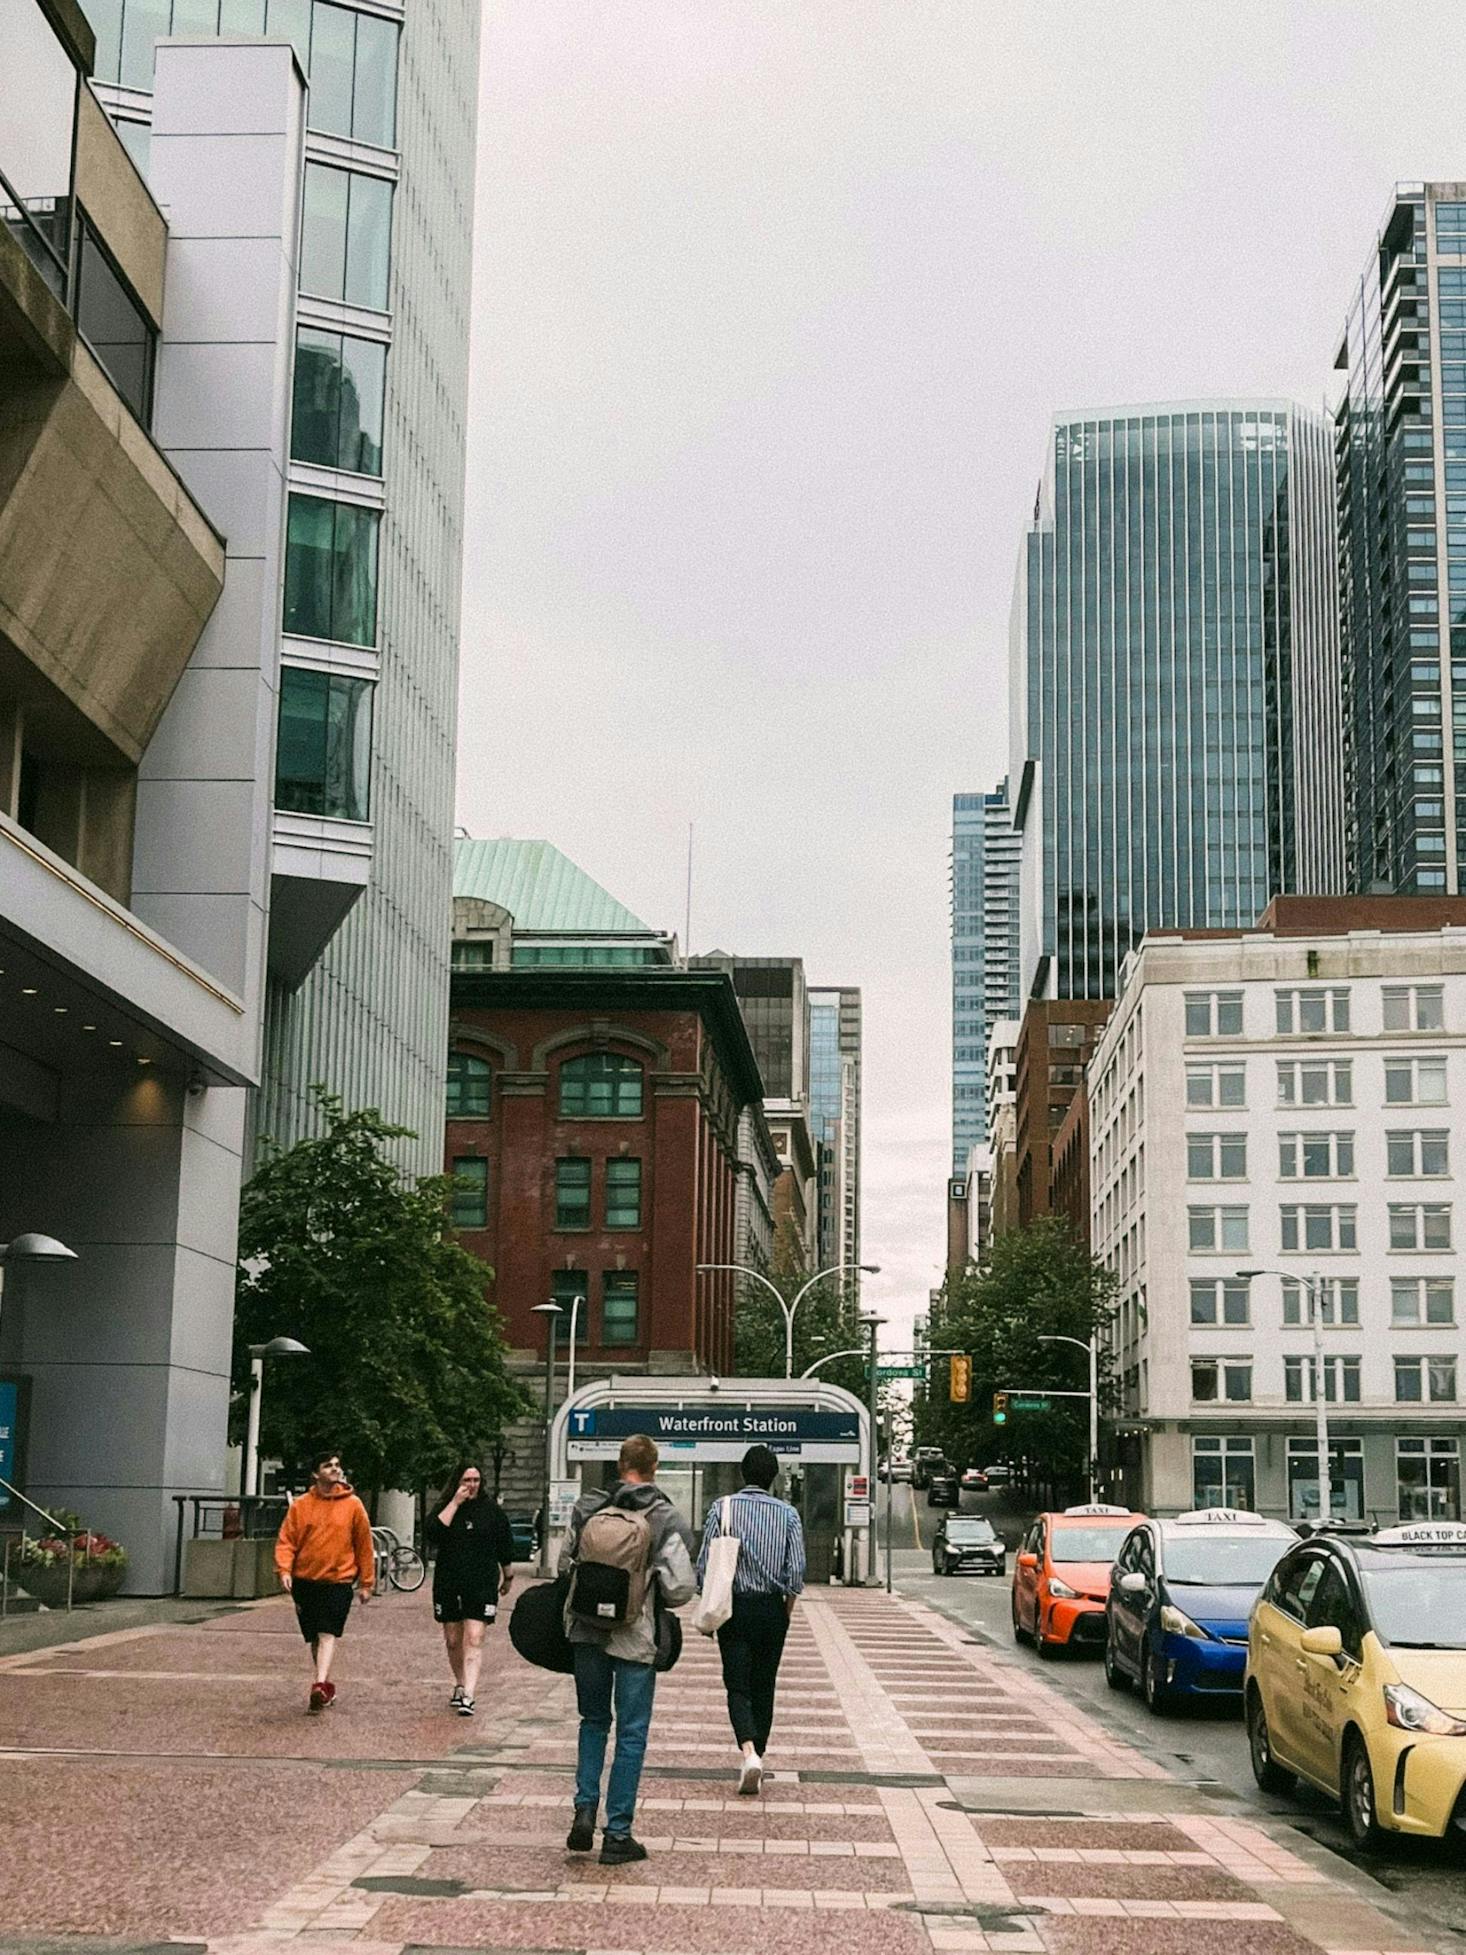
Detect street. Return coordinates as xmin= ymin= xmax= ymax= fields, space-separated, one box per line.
xmin=877 ymin=1479 xmax=1466 ymax=1952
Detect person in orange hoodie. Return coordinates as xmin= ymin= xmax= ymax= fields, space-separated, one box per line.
xmin=274 ymin=1449 xmax=375 ymax=1714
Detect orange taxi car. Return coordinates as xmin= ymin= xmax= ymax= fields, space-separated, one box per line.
xmin=1012 ymin=1502 xmax=1144 ymax=1657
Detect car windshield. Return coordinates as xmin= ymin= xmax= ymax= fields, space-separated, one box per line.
xmin=947 ymin=1520 xmax=996 ymax=1542
xmin=1360 ymin=1555 xmax=1466 ymax=1647
xmin=1052 ymin=1527 xmax=1131 ymax=1564
xmin=1163 ymin=1536 xmax=1292 ymax=1586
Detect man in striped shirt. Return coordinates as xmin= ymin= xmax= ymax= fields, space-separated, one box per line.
xmin=697 ymin=1444 xmax=805 ymax=1795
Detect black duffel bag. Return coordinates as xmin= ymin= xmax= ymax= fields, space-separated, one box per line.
xmin=510 ymin=1572 xmax=682 ymax=1674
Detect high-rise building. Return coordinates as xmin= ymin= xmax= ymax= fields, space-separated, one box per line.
xmin=1011 ymin=403 xmax=1344 ymax=1002
xmin=809 ymin=986 xmax=861 ymax=1276
xmin=1335 ymin=182 xmax=1466 ymax=899
xmin=84 ymin=0 xmax=482 ymax=1178
xmin=951 ymin=784 xmax=1020 ymax=1167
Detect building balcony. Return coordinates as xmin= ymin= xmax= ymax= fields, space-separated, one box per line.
xmin=267 ymin=808 xmax=373 ymax=986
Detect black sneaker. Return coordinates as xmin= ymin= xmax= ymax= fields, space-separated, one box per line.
xmin=456 ymin=1695 xmax=475 ymax=1717
xmin=600 ymin=1832 xmax=647 ymax=1865
xmin=566 ymin=1804 xmax=597 ymax=1852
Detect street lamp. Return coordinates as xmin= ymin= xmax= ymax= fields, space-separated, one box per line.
xmin=860 ymin=1311 xmax=886 ymax=1585
xmin=0 ymin=1232 xmax=78 ymax=1369
xmin=1238 ymin=1268 xmax=1333 ymax=1522
xmin=244 ymin=1336 xmax=310 ymax=1500
xmin=563 ymin=1292 xmax=586 ymax=1403
xmin=696 ymin=1260 xmax=882 ymax=1376
xmin=532 ymin=1301 xmax=563 ymax=1574
xmin=1038 ymin=1333 xmax=1099 ymax=1502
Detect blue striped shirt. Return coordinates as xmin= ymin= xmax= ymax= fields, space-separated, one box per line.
xmin=697 ymin=1486 xmax=806 ymax=1597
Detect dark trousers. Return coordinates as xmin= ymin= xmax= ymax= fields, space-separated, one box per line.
xmin=716 ymin=1591 xmax=789 ymax=1752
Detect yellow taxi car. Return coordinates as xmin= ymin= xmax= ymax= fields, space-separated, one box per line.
xmin=1246 ymin=1520 xmax=1466 ymax=1847
xmin=1012 ymin=1503 xmax=1143 ymax=1658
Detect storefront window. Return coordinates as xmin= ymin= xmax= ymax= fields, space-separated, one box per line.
xmin=283 ymin=493 xmax=379 ymax=646
xmin=1397 ymin=1438 xmax=1461 ymax=1520
xmin=1287 ymin=1439 xmax=1364 ymax=1522
xmin=274 ymin=666 xmax=372 ymax=820
xmin=1191 ymin=1435 xmax=1254 ymax=1509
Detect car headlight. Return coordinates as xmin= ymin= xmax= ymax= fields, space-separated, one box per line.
xmin=1384 ymin=1683 xmax=1466 ymax=1736
xmin=1048 ymin=1577 xmax=1078 ymax=1599
xmin=1160 ymin=1603 xmax=1207 ymax=1641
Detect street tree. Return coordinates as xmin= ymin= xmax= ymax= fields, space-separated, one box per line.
xmin=731 ymin=1266 xmax=869 ymax=1401
xmin=233 ymin=1091 xmax=530 ymax=1499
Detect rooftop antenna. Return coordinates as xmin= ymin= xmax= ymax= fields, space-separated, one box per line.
xmin=684 ymin=821 xmax=694 ymax=965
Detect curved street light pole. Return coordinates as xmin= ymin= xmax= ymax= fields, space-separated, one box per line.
xmin=697 ymin=1260 xmax=880 ymax=1376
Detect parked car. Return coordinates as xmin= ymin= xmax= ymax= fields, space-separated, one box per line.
xmin=889 ymin=1456 xmax=913 ymax=1483
xmin=1012 ymin=1503 xmax=1144 ymax=1657
xmin=926 ymin=1469 xmax=960 ymax=1509
xmin=913 ymin=1447 xmax=946 ymax=1490
xmin=982 ymin=1464 xmax=1013 ymax=1486
xmin=1105 ymin=1506 xmax=1297 ymax=1712
xmin=960 ymin=1466 xmax=989 ymax=1493
xmin=505 ymin=1510 xmax=538 ymax=1561
xmin=933 ymin=1514 xmax=1006 ymax=1577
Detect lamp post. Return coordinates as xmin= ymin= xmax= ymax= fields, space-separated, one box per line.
xmin=860 ymin=1311 xmax=885 ymax=1585
xmin=532 ymin=1301 xmax=563 ymax=1574
xmin=1038 ymin=1333 xmax=1099 ymax=1502
xmin=563 ymin=1292 xmax=585 ymax=1404
xmin=696 ymin=1260 xmax=882 ymax=1376
xmin=1239 ymin=1268 xmax=1332 ymax=1521
xmin=244 ymin=1336 xmax=310 ymax=1500
xmin=0 ymin=1232 xmax=78 ymax=1370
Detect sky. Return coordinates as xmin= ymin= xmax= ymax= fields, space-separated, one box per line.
xmin=457 ymin=1 xmax=1466 ymax=1349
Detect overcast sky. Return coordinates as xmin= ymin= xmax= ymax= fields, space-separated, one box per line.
xmin=457 ymin=1 xmax=1466 ymax=1348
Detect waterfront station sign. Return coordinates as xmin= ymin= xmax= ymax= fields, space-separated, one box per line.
xmin=566 ymin=1403 xmax=862 ymax=1464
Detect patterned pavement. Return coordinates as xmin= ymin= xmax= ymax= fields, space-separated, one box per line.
xmin=0 ymin=1583 xmax=1440 ymax=1955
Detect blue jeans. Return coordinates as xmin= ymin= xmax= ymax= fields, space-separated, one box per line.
xmin=573 ymin=1642 xmax=657 ymax=1836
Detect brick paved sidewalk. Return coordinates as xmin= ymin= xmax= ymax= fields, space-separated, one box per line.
xmin=0 ymin=1583 xmax=1438 ymax=1955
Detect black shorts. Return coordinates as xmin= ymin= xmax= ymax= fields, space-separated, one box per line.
xmin=292 ymin=1577 xmax=354 ymax=1642
xmin=433 ymin=1587 xmax=498 ymax=1625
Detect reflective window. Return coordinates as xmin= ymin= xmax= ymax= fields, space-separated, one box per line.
xmin=274 ymin=665 xmax=372 ymax=820
xmin=73 ymin=222 xmax=155 ymax=422
xmin=445 ymin=1052 xmax=490 ymax=1118
xmin=283 ymin=492 xmax=379 ymax=646
xmin=450 ymin=1156 xmax=487 ymax=1229
xmin=291 ymin=327 xmax=385 ymax=475
xmin=605 ymin=1157 xmax=642 ymax=1229
xmin=0 ymin=0 xmax=79 ymax=293
xmin=554 ymin=1157 xmax=591 ymax=1229
xmin=602 ymin=1272 xmax=639 ymax=1347
xmin=559 ymin=1054 xmax=643 ymax=1118
xmin=300 ymin=163 xmax=392 ymax=310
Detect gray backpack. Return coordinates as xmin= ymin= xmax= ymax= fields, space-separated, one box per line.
xmin=568 ymin=1496 xmax=653 ymax=1626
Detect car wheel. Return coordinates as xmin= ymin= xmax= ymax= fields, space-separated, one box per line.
xmin=1246 ymin=1686 xmax=1293 ymax=1794
xmin=1104 ymin=1630 xmax=1130 ymax=1692
xmin=1142 ymin=1642 xmax=1171 ymax=1714
xmin=944 ymin=1557 xmax=958 ymax=1576
xmin=1036 ymin=1626 xmax=1060 ymax=1659
xmin=1011 ymin=1593 xmax=1030 ymax=1645
xmin=1343 ymin=1732 xmax=1386 ymax=1850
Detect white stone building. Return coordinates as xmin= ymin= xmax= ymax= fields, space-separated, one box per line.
xmin=1090 ymin=898 xmax=1466 ymax=1523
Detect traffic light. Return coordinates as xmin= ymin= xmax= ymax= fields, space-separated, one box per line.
xmin=993 ymin=1391 xmax=1009 ymax=1425
xmin=949 ymin=1354 xmax=971 ymax=1403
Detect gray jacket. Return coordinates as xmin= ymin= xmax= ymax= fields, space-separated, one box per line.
xmin=558 ymin=1478 xmax=696 ymax=1664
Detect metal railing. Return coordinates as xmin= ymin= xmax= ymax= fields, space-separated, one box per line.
xmin=0 ymin=1472 xmax=94 ymax=1617
xmin=169 ymin=1493 xmax=291 ymax=1594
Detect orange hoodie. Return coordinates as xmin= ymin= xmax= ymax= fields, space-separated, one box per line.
xmin=275 ymin=1482 xmax=375 ymax=1592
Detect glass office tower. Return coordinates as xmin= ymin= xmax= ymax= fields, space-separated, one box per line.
xmin=809 ymin=986 xmax=861 ymax=1273
xmin=1011 ymin=403 xmax=1343 ymax=1000
xmin=1335 ymin=182 xmax=1466 ymax=895
xmin=951 ymin=784 xmax=1019 ymax=1168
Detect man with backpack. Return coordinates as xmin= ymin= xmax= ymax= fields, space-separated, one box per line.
xmin=559 ymin=1434 xmax=695 ymax=1864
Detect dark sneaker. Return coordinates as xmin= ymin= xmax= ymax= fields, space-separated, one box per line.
xmin=456 ymin=1695 xmax=475 ymax=1717
xmin=308 ymin=1683 xmax=329 ymax=1715
xmin=600 ymin=1833 xmax=647 ymax=1866
xmin=450 ymin=1685 xmax=465 ymax=1708
xmin=566 ymin=1804 xmax=596 ymax=1852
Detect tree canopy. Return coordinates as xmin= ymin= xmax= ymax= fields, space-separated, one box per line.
xmin=731 ymin=1267 xmax=870 ymax=1403
xmin=233 ymin=1092 xmax=530 ymax=1494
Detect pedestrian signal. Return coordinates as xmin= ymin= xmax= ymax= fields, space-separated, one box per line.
xmin=949 ymin=1354 xmax=971 ymax=1403
xmin=992 ymin=1391 xmax=1009 ymax=1425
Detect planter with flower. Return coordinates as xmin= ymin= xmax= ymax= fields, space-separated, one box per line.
xmin=14 ymin=1513 xmax=127 ymax=1606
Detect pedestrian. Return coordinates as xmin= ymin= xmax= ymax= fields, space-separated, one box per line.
xmin=426 ymin=1462 xmax=516 ymax=1716
xmin=274 ymin=1449 xmax=375 ymax=1714
xmin=698 ymin=1443 xmax=805 ymax=1794
xmin=560 ymin=1434 xmax=695 ymax=1864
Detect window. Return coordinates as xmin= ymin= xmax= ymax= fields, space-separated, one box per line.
xmin=73 ymin=221 xmax=155 ymax=425
xmin=1383 ymin=984 xmax=1446 ymax=1032
xmin=1397 ymin=1438 xmax=1461 ymax=1521
xmin=602 ymin=1271 xmax=639 ymax=1346
xmin=1288 ymin=1439 xmax=1366 ymax=1524
xmin=1280 ymin=1204 xmax=1357 ymax=1251
xmin=1386 ymin=1055 xmax=1449 ymax=1105
xmin=452 ymin=941 xmax=493 ymax=972
xmin=1188 ymin=1205 xmax=1248 ymax=1252
xmin=559 ymin=1053 xmax=643 ymax=1117
xmin=300 ymin=162 xmax=393 ymax=310
xmin=1191 ymin=1359 xmax=1252 ymax=1403
xmin=1278 ymin=1131 xmax=1354 ymax=1178
xmin=1285 ymin=1355 xmax=1361 ymax=1403
xmin=1275 ymin=988 xmax=1350 ymax=1034
xmin=1387 ymin=1129 xmax=1450 ymax=1176
xmin=1192 ymin=1436 xmax=1254 ymax=1509
xmin=274 ymin=666 xmax=372 ymax=819
xmin=1185 ymin=991 xmax=1243 ymax=1037
xmin=605 ymin=1157 xmax=642 ymax=1229
xmin=445 ymin=1052 xmax=490 ymax=1118
xmin=1187 ymin=1132 xmax=1246 ymax=1179
xmin=549 ymin=1269 xmax=589 ymax=1342
xmin=1186 ymin=1063 xmax=1246 ymax=1108
xmin=554 ymin=1157 xmax=591 ymax=1229
xmin=1282 ymin=1277 xmax=1359 ymax=1325
xmin=1389 ymin=1202 xmax=1453 ymax=1250
xmin=1392 ymin=1277 xmax=1456 ymax=1325
xmin=291 ymin=329 xmax=386 ymax=475
xmin=450 ymin=1156 xmax=487 ymax=1228
xmin=283 ymin=494 xmax=380 ymax=647
xmin=1277 ymin=1059 xmax=1352 ymax=1106
xmin=1396 ymin=1356 xmax=1458 ymax=1403
xmin=1190 ymin=1278 xmax=1250 ymax=1326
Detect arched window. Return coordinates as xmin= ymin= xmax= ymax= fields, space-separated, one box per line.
xmin=559 ymin=1052 xmax=643 ymax=1118
xmin=446 ymin=1051 xmax=491 ymax=1117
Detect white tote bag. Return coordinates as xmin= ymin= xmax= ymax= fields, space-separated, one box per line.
xmin=691 ymin=1496 xmax=740 ymax=1637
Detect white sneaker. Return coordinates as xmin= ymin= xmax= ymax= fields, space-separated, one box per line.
xmin=738 ymin=1750 xmax=763 ymax=1796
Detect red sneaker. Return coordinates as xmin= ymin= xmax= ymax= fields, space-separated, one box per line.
xmin=308 ymin=1683 xmax=329 ymax=1715
xmin=322 ymin=1681 xmax=337 ymax=1708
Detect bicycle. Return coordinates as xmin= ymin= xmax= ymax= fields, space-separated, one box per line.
xmin=371 ymin=1525 xmax=426 ymax=1593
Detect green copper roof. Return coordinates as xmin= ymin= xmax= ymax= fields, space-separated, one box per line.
xmin=453 ymin=838 xmax=656 ymax=935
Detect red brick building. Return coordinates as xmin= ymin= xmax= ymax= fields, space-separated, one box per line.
xmin=445 ymin=968 xmax=765 ymax=1375
xmin=1014 ymin=999 xmax=1112 ymax=1227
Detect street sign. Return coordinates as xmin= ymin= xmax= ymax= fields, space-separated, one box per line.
xmin=844 ymin=1499 xmax=872 ymax=1528
xmin=548 ymin=1478 xmax=580 ymax=1530
xmin=565 ymin=1402 xmax=861 ymax=1463
xmin=849 ymin=1474 xmax=869 ymax=1501
xmin=1010 ymin=1394 xmax=1053 ymax=1413
xmin=876 ymin=1364 xmax=924 ymax=1381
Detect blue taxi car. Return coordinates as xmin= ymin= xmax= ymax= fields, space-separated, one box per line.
xmin=1104 ymin=1507 xmax=1297 ymax=1713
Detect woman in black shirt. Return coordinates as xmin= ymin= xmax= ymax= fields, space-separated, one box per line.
xmin=426 ymin=1463 xmax=516 ymax=1715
